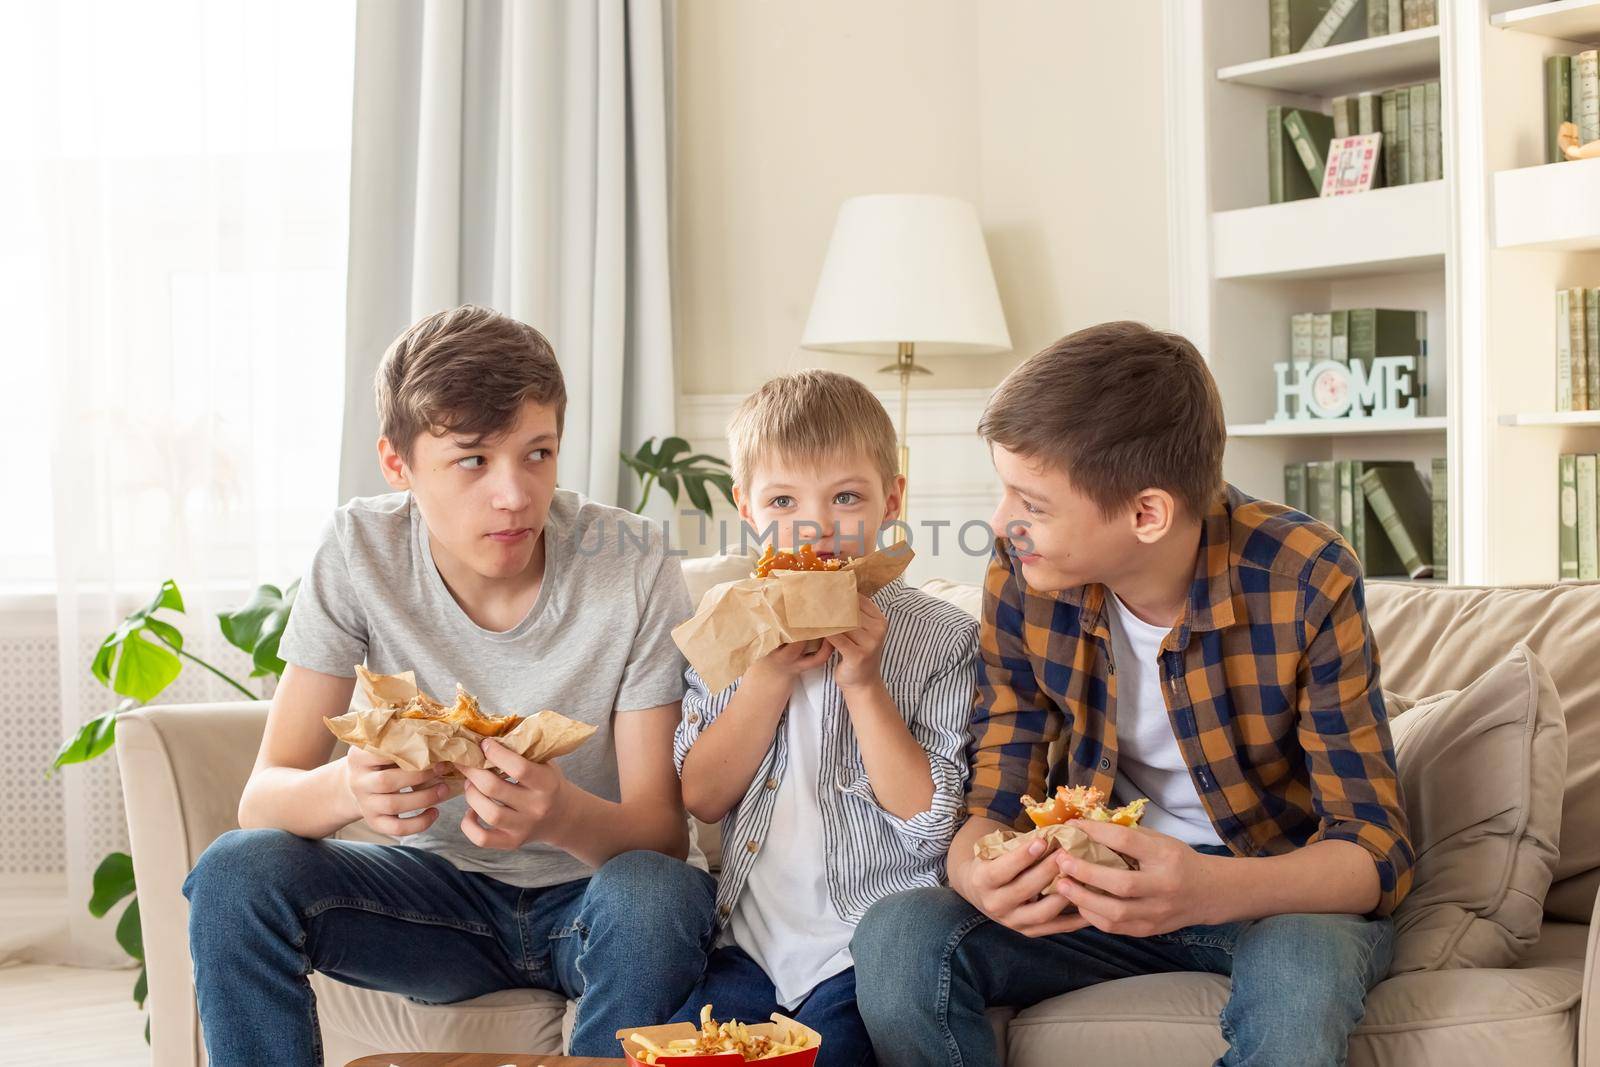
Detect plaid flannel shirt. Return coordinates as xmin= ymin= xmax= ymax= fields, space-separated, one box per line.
xmin=966 ymin=484 xmax=1415 ymax=916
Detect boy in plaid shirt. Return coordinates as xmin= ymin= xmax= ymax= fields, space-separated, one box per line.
xmin=853 ymin=322 xmax=1413 ymax=1067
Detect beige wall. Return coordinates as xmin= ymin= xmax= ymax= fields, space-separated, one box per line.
xmin=671 ymin=0 xmax=1172 ymax=395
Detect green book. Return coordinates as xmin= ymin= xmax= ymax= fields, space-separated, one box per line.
xmin=1360 ymin=465 xmax=1434 ymax=578
xmin=1394 ymin=88 xmax=1411 ymax=186
xmin=1313 ymin=312 xmax=1334 ymax=360
xmin=1348 ymin=308 xmax=1426 ymax=410
xmin=1332 ymin=95 xmax=1353 ymax=139
xmin=1288 ymin=0 xmax=1346 ymax=52
xmin=1302 ymin=0 xmax=1366 ymax=50
xmin=1351 ymin=460 xmax=1413 ymax=576
xmin=1408 ymin=83 xmax=1427 ymax=184
xmin=1431 ymin=456 xmax=1448 ymax=583
xmin=1588 ymin=289 xmax=1600 ymax=412
xmin=1331 ymin=309 xmax=1350 ymax=364
xmin=1547 ymin=55 xmax=1573 ymax=164
xmin=1558 ymin=288 xmax=1575 ymax=412
xmin=1569 ymin=287 xmax=1589 ymax=412
xmin=1284 ymin=109 xmax=1336 ymax=192
xmin=1269 ymin=107 xmax=1322 ymax=203
xmin=1402 ymin=0 xmax=1420 ymax=29
xmin=1388 ymin=0 xmax=1402 ymax=35
xmin=1560 ymin=454 xmax=1579 ymax=580
xmin=1285 ymin=463 xmax=1309 ymax=512
xmin=1381 ymin=90 xmax=1401 ymax=186
xmin=1357 ymin=92 xmax=1385 ymax=187
xmin=1580 ymin=454 xmax=1599 ymax=580
xmin=1424 ymin=81 xmax=1441 ymax=182
xmin=1575 ymin=50 xmax=1600 ymax=147
xmin=1367 ymin=0 xmax=1388 ymax=36
xmin=1310 ymin=461 xmax=1341 ymax=528
xmin=1338 ymin=461 xmax=1355 ymax=544
xmin=1271 ymin=0 xmax=1292 ymax=56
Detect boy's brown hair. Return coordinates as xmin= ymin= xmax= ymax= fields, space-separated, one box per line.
xmin=728 ymin=369 xmax=899 ymax=491
xmin=376 ymin=304 xmax=566 ymax=461
xmin=978 ymin=321 xmax=1226 ymax=519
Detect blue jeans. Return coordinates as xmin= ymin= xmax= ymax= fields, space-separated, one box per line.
xmin=183 ymin=829 xmax=717 ymax=1066
xmin=668 ymin=944 xmax=874 ymax=1067
xmin=852 ymin=884 xmax=1394 ymax=1067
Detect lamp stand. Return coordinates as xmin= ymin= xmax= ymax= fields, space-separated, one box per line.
xmin=879 ymin=341 xmax=931 ymax=541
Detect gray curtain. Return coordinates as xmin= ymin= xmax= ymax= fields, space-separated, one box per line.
xmin=340 ymin=0 xmax=677 ymax=506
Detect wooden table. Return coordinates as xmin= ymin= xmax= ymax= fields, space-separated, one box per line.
xmin=347 ymin=1056 xmax=626 ymax=1067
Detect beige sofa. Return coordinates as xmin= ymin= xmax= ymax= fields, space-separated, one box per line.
xmin=118 ymin=560 xmax=1600 ymax=1066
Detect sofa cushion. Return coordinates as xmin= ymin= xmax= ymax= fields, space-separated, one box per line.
xmin=1385 ymin=645 xmax=1566 ymax=972
xmin=1366 ymin=580 xmax=1600 ymax=922
xmin=312 ymin=972 xmax=570 ymax=1061
xmin=920 ymin=576 xmax=983 ymax=620
xmin=1004 ymin=942 xmax=1584 ymax=1067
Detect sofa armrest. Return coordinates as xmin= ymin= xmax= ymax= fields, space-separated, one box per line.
xmin=116 ymin=701 xmax=270 ymax=1067
xmin=1583 ymin=884 xmax=1600 ymax=1067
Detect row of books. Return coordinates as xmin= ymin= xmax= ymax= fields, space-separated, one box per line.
xmin=1544 ymin=50 xmax=1600 ymax=165
xmin=1269 ymin=0 xmax=1437 ymax=57
xmin=1556 ymin=288 xmax=1600 ymax=412
xmin=1268 ymin=83 xmax=1441 ymax=203
xmin=1284 ymin=459 xmax=1445 ymax=580
xmin=1559 ymin=454 xmax=1600 ymax=581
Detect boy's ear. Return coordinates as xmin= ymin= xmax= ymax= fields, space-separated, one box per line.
xmin=732 ymin=483 xmax=753 ymax=526
xmin=1129 ymin=488 xmax=1177 ymax=545
xmin=882 ymin=474 xmax=906 ymax=526
xmin=376 ymin=437 xmax=411 ymax=491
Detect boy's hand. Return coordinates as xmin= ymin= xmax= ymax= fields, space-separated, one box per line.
xmin=831 ymin=595 xmax=887 ymax=691
xmin=1053 ymin=820 xmax=1224 ymax=936
xmin=746 ymin=639 xmax=834 ymax=687
xmin=458 ymin=739 xmax=568 ymax=850
xmin=342 ymin=746 xmax=452 ymax=837
xmin=957 ymin=836 xmax=1093 ymax=939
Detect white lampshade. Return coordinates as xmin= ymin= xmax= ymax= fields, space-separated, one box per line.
xmin=801 ymin=194 xmax=1011 ymax=357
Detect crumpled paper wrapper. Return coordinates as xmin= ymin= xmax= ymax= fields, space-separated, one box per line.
xmin=322 ymin=665 xmax=595 ymax=775
xmin=974 ymin=822 xmax=1136 ymax=877
xmin=671 ymin=541 xmax=915 ymax=693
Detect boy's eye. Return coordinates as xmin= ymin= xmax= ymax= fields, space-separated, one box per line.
xmin=768 ymin=495 xmax=795 ymax=509
xmin=1020 ymin=498 xmax=1043 ymax=516
xmin=456 ymin=456 xmax=485 ymax=470
xmin=833 ymin=492 xmax=862 ymax=506
xmin=528 ymin=448 xmax=551 ymax=462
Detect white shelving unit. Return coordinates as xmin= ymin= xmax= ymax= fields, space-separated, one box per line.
xmin=1164 ymin=0 xmax=1600 ymax=585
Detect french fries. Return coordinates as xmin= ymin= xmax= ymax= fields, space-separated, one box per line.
xmin=628 ymin=1004 xmax=815 ymax=1063
xmin=1020 ymin=785 xmax=1148 ymax=828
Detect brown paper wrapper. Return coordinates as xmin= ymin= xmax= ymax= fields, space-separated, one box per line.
xmin=322 ymin=666 xmax=596 ymax=774
xmin=671 ymin=542 xmax=915 ymax=693
xmin=973 ymin=823 xmax=1135 ymax=873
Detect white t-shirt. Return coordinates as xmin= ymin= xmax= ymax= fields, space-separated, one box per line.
xmin=1105 ymin=594 xmax=1224 ymax=848
xmin=724 ymin=665 xmax=855 ymax=1009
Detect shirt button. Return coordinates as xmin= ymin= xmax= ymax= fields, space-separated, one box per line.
xmin=746 ymin=839 xmax=760 ymax=854
xmin=1099 ymin=757 xmax=1111 ymax=770
xmin=764 ymin=777 xmax=778 ymax=790
xmin=688 ymin=713 xmax=701 ymax=725
xmin=717 ymin=904 xmax=730 ymax=918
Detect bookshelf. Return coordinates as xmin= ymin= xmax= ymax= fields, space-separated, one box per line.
xmin=1164 ymin=0 xmax=1600 ymax=585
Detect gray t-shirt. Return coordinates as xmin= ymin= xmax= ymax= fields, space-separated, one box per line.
xmin=278 ymin=488 xmax=693 ymax=888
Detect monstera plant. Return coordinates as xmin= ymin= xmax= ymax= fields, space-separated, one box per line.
xmin=622 ymin=435 xmax=735 ymax=518
xmin=52 ymin=578 xmax=296 ymax=1041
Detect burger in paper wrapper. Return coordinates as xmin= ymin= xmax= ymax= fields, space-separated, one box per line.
xmin=671 ymin=541 xmax=914 ymax=693
xmin=973 ymin=786 xmax=1151 ymax=881
xmin=322 ymin=665 xmax=595 ymax=775
xmin=619 ymin=1004 xmax=821 ymax=1066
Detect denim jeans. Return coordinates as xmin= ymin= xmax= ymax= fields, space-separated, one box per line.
xmin=668 ymin=944 xmax=875 ymax=1067
xmin=852 ymin=877 xmax=1394 ymax=1067
xmin=182 ymin=829 xmax=718 ymax=1066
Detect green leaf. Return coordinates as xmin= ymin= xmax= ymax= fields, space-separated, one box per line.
xmin=115 ymin=896 xmax=143 ymax=962
xmin=656 ymin=437 xmax=691 ymax=468
xmin=132 ymin=965 xmax=148 ymax=1008
xmin=634 ymin=437 xmax=658 ymax=465
xmin=705 ymin=471 xmax=736 ymax=506
xmin=218 ymin=580 xmax=297 ymax=679
xmin=682 ymin=472 xmax=713 ymax=516
xmin=144 ymin=1017 xmax=150 ymax=1045
xmin=90 ymin=580 xmax=186 ymax=701
xmin=670 ymin=453 xmax=732 ymax=471
xmin=89 ymin=852 xmax=136 ymax=918
xmin=51 ymin=705 xmax=126 ymax=772
xmin=620 ymin=453 xmax=655 ymax=478
xmin=657 ymin=470 xmax=680 ymax=503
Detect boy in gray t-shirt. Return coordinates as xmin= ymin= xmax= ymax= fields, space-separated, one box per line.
xmin=183 ymin=306 xmax=715 ymax=1066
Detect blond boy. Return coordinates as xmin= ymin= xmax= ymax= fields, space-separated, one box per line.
xmin=669 ymin=370 xmax=979 ymax=1067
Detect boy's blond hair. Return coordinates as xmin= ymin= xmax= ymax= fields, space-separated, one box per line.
xmin=728 ymin=370 xmax=899 ymax=491
xmin=376 ymin=304 xmax=566 ymax=462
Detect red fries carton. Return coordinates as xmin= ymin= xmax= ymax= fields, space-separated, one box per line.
xmin=617 ymin=1011 xmax=821 ymax=1067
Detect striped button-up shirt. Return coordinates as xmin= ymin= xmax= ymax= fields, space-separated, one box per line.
xmin=676 ymin=579 xmax=979 ymax=927
xmin=967 ymin=485 xmax=1415 ymax=916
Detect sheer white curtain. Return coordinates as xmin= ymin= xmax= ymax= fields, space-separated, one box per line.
xmin=339 ymin=0 xmax=677 ymax=506
xmin=0 ymin=0 xmax=354 ymax=962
